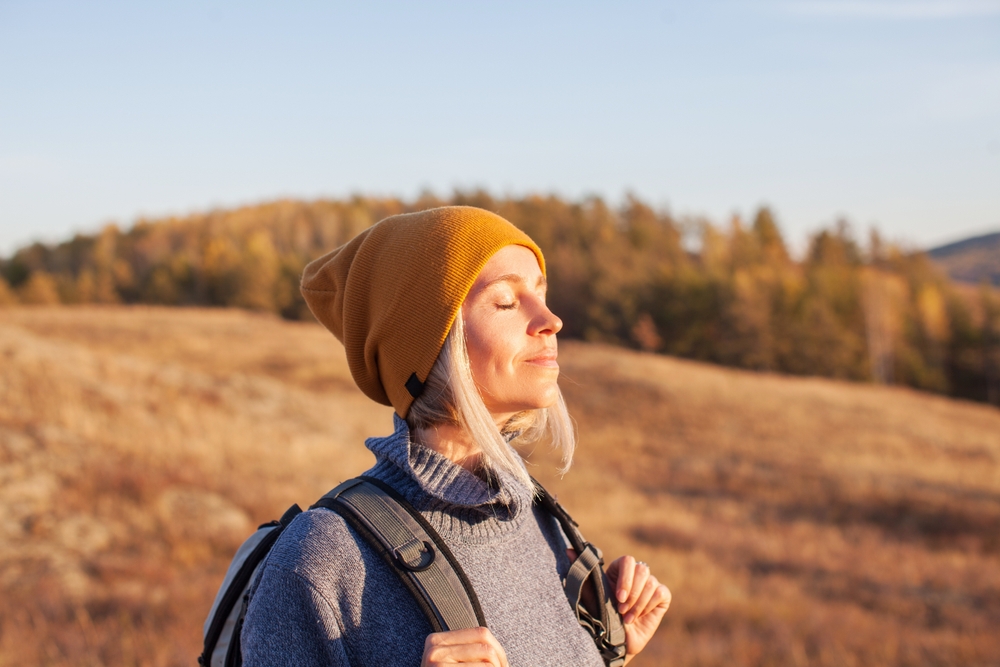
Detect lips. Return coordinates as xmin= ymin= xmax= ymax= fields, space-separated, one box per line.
xmin=525 ymin=350 xmax=559 ymax=367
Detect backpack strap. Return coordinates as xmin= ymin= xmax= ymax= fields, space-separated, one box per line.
xmin=312 ymin=476 xmax=487 ymax=632
xmin=532 ymin=480 xmax=628 ymax=667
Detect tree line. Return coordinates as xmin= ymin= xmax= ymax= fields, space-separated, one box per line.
xmin=2 ymin=192 xmax=999 ymax=405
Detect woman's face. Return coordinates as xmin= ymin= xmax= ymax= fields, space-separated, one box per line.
xmin=462 ymin=245 xmax=563 ymax=421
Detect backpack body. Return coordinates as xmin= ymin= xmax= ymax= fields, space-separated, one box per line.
xmin=199 ymin=505 xmax=301 ymax=667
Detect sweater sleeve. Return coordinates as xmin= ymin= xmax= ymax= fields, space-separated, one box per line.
xmin=241 ymin=563 xmax=352 ymax=667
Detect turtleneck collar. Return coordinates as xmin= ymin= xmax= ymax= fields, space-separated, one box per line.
xmin=364 ymin=414 xmax=533 ymax=519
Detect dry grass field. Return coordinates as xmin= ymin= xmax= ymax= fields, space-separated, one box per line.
xmin=1 ymin=306 xmax=998 ymax=666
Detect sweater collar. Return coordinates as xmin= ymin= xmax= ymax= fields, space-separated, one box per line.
xmin=364 ymin=414 xmax=531 ymax=514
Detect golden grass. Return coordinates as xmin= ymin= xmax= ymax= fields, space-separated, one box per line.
xmin=1 ymin=306 xmax=998 ymax=666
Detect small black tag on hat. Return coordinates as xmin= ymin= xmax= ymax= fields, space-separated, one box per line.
xmin=405 ymin=372 xmax=424 ymax=398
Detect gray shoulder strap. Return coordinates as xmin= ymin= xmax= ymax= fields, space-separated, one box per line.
xmin=312 ymin=477 xmax=486 ymax=633
xmin=532 ymin=479 xmax=627 ymax=667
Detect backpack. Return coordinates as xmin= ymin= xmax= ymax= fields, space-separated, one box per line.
xmin=199 ymin=476 xmax=627 ymax=667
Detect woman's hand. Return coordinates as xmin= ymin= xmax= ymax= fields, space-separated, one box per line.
xmin=605 ymin=555 xmax=671 ymax=662
xmin=421 ymin=627 xmax=510 ymax=666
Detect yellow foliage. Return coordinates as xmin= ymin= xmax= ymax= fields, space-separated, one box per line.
xmin=0 ymin=276 xmax=17 ymax=306
xmin=75 ymin=269 xmax=96 ymax=303
xmin=17 ymin=271 xmax=61 ymax=305
xmin=233 ymin=231 xmax=279 ymax=311
xmin=917 ymin=284 xmax=949 ymax=342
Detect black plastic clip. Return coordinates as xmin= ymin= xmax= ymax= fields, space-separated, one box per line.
xmin=393 ymin=540 xmax=436 ymax=572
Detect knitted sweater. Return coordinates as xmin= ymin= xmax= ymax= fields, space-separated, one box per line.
xmin=241 ymin=416 xmax=605 ymax=667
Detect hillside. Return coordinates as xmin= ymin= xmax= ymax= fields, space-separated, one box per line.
xmin=929 ymin=231 xmax=1000 ymax=286
xmin=1 ymin=306 xmax=999 ymax=666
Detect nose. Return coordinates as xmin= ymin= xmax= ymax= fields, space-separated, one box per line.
xmin=531 ymin=300 xmax=563 ymax=336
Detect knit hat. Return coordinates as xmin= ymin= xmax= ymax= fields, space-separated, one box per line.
xmin=300 ymin=206 xmax=546 ymax=418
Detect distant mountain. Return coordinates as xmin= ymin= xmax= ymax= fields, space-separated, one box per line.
xmin=928 ymin=231 xmax=1000 ymax=286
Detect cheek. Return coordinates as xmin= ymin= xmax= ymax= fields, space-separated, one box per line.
xmin=465 ymin=335 xmax=493 ymax=383
xmin=463 ymin=320 xmax=519 ymax=383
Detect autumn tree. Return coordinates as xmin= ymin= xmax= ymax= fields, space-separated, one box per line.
xmin=17 ymin=271 xmax=61 ymax=305
xmin=0 ymin=275 xmax=17 ymax=306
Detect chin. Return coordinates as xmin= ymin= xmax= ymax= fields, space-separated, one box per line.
xmin=492 ymin=388 xmax=560 ymax=414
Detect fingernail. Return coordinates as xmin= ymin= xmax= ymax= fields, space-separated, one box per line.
xmin=618 ymin=590 xmax=627 ymax=603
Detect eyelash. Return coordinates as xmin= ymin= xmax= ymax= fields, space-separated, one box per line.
xmin=496 ymin=302 xmax=517 ymax=310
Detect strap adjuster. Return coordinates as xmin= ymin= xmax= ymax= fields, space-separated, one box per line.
xmin=393 ymin=539 xmax=436 ymax=572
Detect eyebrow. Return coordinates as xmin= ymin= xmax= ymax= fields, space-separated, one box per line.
xmin=482 ymin=273 xmax=547 ymax=289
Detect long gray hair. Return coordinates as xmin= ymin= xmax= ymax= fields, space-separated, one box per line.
xmin=405 ymin=314 xmax=575 ymax=490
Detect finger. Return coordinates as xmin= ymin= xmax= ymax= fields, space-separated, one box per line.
xmin=605 ymin=556 xmax=623 ymax=593
xmin=657 ymin=584 xmax=673 ymax=613
xmin=635 ymin=585 xmax=672 ymax=635
xmin=423 ymin=642 xmax=503 ymax=665
xmin=616 ymin=555 xmax=636 ymax=604
xmin=622 ymin=561 xmax=650 ymax=614
xmin=624 ymin=575 xmax=659 ymax=624
xmin=425 ymin=627 xmax=498 ymax=648
xmin=423 ymin=628 xmax=508 ymax=667
xmin=473 ymin=627 xmax=509 ymax=667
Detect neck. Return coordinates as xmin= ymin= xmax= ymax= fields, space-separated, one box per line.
xmin=414 ymin=422 xmax=484 ymax=476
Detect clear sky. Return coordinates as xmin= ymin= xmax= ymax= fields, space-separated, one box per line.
xmin=1 ymin=0 xmax=998 ymax=256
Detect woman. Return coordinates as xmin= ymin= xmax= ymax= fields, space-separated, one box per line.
xmin=242 ymin=206 xmax=671 ymax=666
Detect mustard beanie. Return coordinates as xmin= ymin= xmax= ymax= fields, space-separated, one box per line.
xmin=300 ymin=206 xmax=546 ymax=418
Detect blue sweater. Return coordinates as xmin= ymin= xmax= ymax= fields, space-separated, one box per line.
xmin=241 ymin=416 xmax=605 ymax=667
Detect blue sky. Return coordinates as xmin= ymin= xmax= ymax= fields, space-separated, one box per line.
xmin=1 ymin=0 xmax=998 ymax=256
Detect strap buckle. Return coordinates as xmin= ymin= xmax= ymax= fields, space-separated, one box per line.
xmin=392 ymin=539 xmax=436 ymax=572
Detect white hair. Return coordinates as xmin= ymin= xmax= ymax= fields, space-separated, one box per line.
xmin=405 ymin=314 xmax=575 ymax=491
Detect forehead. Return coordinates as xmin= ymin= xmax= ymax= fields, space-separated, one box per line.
xmin=474 ymin=245 xmax=544 ymax=285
